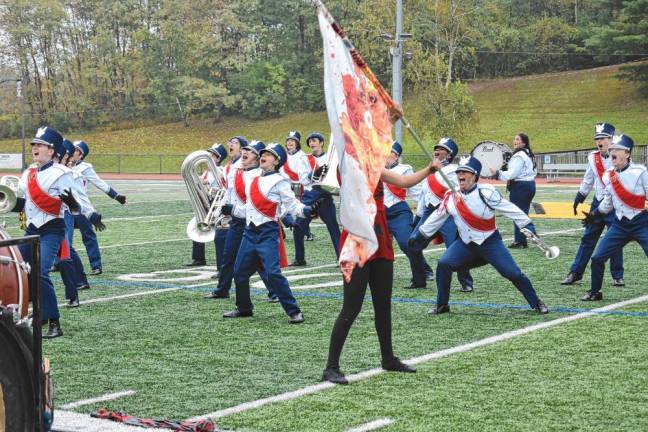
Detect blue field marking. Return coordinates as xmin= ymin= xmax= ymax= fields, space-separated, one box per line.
xmin=87 ymin=277 xmax=648 ymax=318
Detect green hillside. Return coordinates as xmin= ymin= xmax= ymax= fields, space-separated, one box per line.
xmin=1 ymin=64 xmax=646 ymax=158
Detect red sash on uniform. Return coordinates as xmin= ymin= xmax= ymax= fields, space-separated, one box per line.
xmin=234 ymin=170 xmax=246 ymax=203
xmin=593 ymin=152 xmax=606 ymax=183
xmin=250 ymin=177 xmax=288 ymax=267
xmin=282 ymin=158 xmax=300 ymax=182
xmin=307 ymin=155 xmax=317 ymax=171
xmin=427 ymin=174 xmax=449 ymax=200
xmin=385 ymin=183 xmax=406 ymax=201
xmin=27 ymin=168 xmax=62 ymax=217
xmin=609 ymin=170 xmax=645 ymax=210
xmin=454 ymin=195 xmax=496 ymax=232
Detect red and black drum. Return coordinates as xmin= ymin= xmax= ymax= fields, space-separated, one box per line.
xmin=0 ymin=226 xmax=29 ymax=319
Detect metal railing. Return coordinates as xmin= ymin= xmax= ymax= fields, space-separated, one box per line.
xmin=66 ymin=146 xmax=648 ymax=175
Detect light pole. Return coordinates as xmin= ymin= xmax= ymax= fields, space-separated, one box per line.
xmin=380 ymin=0 xmax=411 ymax=143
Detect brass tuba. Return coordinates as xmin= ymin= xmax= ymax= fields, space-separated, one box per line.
xmin=181 ymin=151 xmax=229 ymax=243
xmin=0 ymin=175 xmax=21 ymax=214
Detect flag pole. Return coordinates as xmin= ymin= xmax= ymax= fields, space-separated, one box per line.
xmin=311 ymin=0 xmax=457 ymax=193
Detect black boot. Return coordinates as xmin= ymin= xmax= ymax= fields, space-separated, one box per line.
xmin=322 ymin=367 xmax=348 ymax=385
xmin=382 ymin=357 xmax=416 ymax=373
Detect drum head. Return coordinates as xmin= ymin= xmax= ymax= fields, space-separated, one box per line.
xmin=470 ymin=141 xmax=512 ymax=177
xmin=0 ymin=227 xmax=30 ymax=319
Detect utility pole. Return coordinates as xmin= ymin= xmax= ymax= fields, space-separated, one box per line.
xmin=393 ymin=0 xmax=404 ymax=143
xmin=16 ymin=78 xmax=26 ymax=170
xmin=380 ymin=1 xmax=411 ymax=144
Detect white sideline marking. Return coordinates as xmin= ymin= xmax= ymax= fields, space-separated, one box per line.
xmin=347 ymin=418 xmax=395 ymax=432
xmin=99 ymin=238 xmax=188 ymax=249
xmin=103 ymin=213 xmax=192 ymax=222
xmin=53 ymin=409 xmax=167 ymax=432
xmin=61 ymin=390 xmax=136 ymax=410
xmin=191 ymin=294 xmax=648 ymax=421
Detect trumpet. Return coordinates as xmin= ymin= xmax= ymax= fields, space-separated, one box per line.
xmin=0 ymin=175 xmax=21 ymax=214
xmin=181 ymin=151 xmax=229 ymax=243
xmin=520 ymin=227 xmax=560 ymax=260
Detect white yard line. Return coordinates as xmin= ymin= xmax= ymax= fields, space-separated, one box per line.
xmin=53 ymin=410 xmax=167 ymax=432
xmin=347 ymin=418 xmax=395 ymax=432
xmin=103 ymin=213 xmax=192 ymax=222
xmin=61 ymin=391 xmax=136 ymax=410
xmin=191 ymin=293 xmax=648 ymax=421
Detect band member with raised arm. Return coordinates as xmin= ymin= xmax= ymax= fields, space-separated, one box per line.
xmin=187 ymin=143 xmax=228 ymax=278
xmin=205 ymin=140 xmax=265 ymax=299
xmin=223 ymin=143 xmax=322 ymax=323
xmin=291 ymin=132 xmax=341 ymax=266
xmin=562 ymin=123 xmax=625 ymax=286
xmin=10 ymin=127 xmax=83 ymax=338
xmin=491 ymin=133 xmax=538 ymax=248
xmin=408 ymin=157 xmax=549 ymax=316
xmin=382 ymin=141 xmax=433 ymax=288
xmin=581 ymin=134 xmax=648 ymax=301
xmin=410 ymin=138 xmax=473 ymax=292
xmin=322 ymin=162 xmax=438 ymax=385
xmin=68 ymin=140 xmax=127 ymax=275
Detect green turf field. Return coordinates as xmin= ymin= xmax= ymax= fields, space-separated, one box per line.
xmin=2 ymin=180 xmax=647 ymax=431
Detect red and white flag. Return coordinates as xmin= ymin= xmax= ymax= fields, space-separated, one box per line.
xmin=317 ymin=6 xmax=396 ymax=280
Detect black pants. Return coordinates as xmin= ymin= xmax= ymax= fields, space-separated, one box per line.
xmin=326 ymin=259 xmax=395 ymax=369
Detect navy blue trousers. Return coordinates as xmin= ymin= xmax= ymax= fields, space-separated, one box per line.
xmin=74 ymin=213 xmax=102 ymax=270
xmin=570 ymin=198 xmax=624 ymax=278
xmin=191 ymin=228 xmax=226 ymax=270
xmin=62 ymin=212 xmax=85 ymax=299
xmin=234 ymin=222 xmax=300 ymax=316
xmin=293 ymin=188 xmax=340 ymax=261
xmin=19 ymin=220 xmax=66 ymax=321
xmin=436 ymin=231 xmax=540 ymax=308
xmin=215 ymin=217 xmax=274 ymax=297
xmin=508 ymin=180 xmax=537 ymax=245
xmin=386 ymin=201 xmax=432 ymax=285
xmin=411 ymin=205 xmax=472 ymax=287
xmin=591 ymin=211 xmax=648 ymax=294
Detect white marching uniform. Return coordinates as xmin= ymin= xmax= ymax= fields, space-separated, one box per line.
xmin=19 ymin=162 xmax=76 ymax=227
xmin=579 ymin=151 xmax=614 ymax=201
xmin=496 ymin=150 xmax=536 ymax=182
xmin=599 ymin=163 xmax=648 ymax=220
xmin=383 ymin=163 xmax=421 ymax=208
xmin=416 ymin=163 xmax=459 ymax=216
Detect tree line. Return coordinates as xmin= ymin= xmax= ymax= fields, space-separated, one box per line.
xmin=0 ymin=0 xmax=646 ymax=140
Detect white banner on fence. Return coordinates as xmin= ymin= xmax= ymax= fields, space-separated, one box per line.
xmin=0 ymin=154 xmax=22 ymax=169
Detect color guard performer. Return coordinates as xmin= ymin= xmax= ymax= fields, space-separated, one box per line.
xmin=410 ymin=138 xmax=473 ymax=291
xmin=223 ymin=143 xmax=322 ymax=323
xmin=382 ymin=142 xmax=433 ymax=288
xmin=581 ymin=134 xmax=648 ymax=301
xmin=11 ymin=127 xmax=84 ymax=338
xmin=291 ymin=132 xmax=341 ymax=266
xmin=562 ymin=123 xmax=625 ymax=286
xmin=408 ymin=157 xmax=549 ymax=315
xmin=68 ymin=140 xmax=127 ymax=275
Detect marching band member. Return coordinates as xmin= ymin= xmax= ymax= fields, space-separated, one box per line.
xmin=11 ymin=127 xmax=83 ymax=338
xmin=205 ymin=140 xmax=275 ymax=299
xmin=68 ymin=140 xmax=127 ymax=275
xmin=223 ymin=143 xmax=322 ymax=323
xmin=491 ymin=133 xmax=538 ymax=248
xmin=382 ymin=141 xmax=433 ymax=288
xmin=410 ymin=138 xmax=473 ymax=292
xmin=291 ymin=132 xmax=341 ymax=266
xmin=581 ymin=134 xmax=648 ymax=301
xmin=281 ymin=131 xmax=314 ymax=242
xmin=322 ymin=162 xmax=438 ymax=385
xmin=187 ymin=143 xmax=228 ymax=278
xmin=408 ymin=157 xmax=549 ymax=316
xmin=562 ymin=123 xmax=625 ymax=286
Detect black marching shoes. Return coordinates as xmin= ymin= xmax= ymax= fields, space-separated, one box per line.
xmin=428 ymin=304 xmax=450 ymax=315
xmin=561 ymin=272 xmax=582 ymax=285
xmin=535 ymin=299 xmax=549 ymax=314
xmin=43 ymin=320 xmax=63 ymax=339
xmin=581 ymin=291 xmax=603 ymax=301
xmin=223 ymin=309 xmax=253 ymax=318
xmin=322 ymin=367 xmax=348 ymax=385
xmin=382 ymin=357 xmax=416 ymax=373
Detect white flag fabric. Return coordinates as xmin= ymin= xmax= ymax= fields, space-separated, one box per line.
xmin=318 ymin=9 xmax=394 ymax=281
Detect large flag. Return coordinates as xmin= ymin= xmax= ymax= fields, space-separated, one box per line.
xmin=317 ymin=4 xmax=397 ymax=281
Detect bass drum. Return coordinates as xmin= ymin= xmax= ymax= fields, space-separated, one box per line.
xmin=470 ymin=141 xmax=512 ymax=177
xmin=0 ymin=226 xmax=30 ymax=319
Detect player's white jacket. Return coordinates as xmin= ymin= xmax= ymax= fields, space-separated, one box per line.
xmin=598 ymin=162 xmax=648 ymax=220
xmin=419 ymin=184 xmax=531 ymax=245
